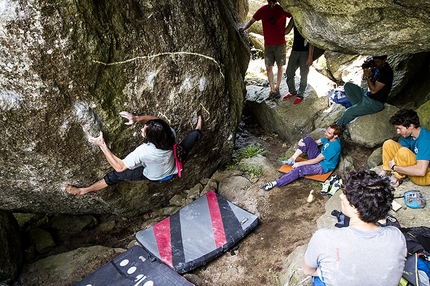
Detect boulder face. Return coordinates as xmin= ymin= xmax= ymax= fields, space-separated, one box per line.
xmin=0 ymin=0 xmax=249 ymax=216
xmin=244 ymin=61 xmax=335 ymax=144
xmin=324 ymin=52 xmax=430 ymax=101
xmin=0 ymin=210 xmax=22 ymax=280
xmin=347 ymin=105 xmax=400 ymax=148
xmin=280 ymin=0 xmax=430 ymax=55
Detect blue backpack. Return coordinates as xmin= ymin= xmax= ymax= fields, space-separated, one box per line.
xmin=329 ymin=87 xmax=352 ymax=108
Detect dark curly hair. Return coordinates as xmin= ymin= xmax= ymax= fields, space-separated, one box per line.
xmin=343 ymin=170 xmax=394 ymax=223
xmin=144 ymin=119 xmax=175 ymax=150
xmin=389 ymin=108 xmax=420 ymax=128
xmin=373 ymin=55 xmax=388 ymax=61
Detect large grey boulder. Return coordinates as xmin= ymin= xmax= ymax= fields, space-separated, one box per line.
xmin=324 ymin=53 xmax=427 ymax=100
xmin=28 ymin=228 xmax=56 ymax=254
xmin=417 ymin=100 xmax=430 ymax=130
xmin=314 ymin=103 xmax=345 ymax=129
xmin=280 ymin=0 xmax=430 ymax=55
xmin=0 ymin=0 xmax=249 ymax=216
xmin=0 ymin=211 xmax=22 ymax=281
xmin=368 ymin=147 xmax=383 ymax=168
xmin=245 ymin=65 xmax=335 ymax=143
xmin=246 ymin=92 xmax=329 ymax=144
xmin=279 ymin=245 xmax=310 ymax=286
xmin=244 ymin=0 xmax=430 ymax=55
xmin=346 ymin=104 xmax=400 ymax=148
xmin=324 ymin=52 xmax=364 ymax=84
xmin=49 ymin=214 xmax=97 ymax=232
xmin=17 ymin=245 xmax=125 ymax=286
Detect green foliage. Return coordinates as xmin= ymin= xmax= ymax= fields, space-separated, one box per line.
xmin=225 ymin=164 xmax=237 ymax=171
xmin=309 ymin=181 xmax=321 ymax=188
xmin=224 ymin=145 xmax=265 ymax=179
xmin=273 ymin=272 xmax=281 ymax=286
xmin=239 ymin=165 xmax=263 ymax=180
xmin=286 ymin=37 xmax=294 ymax=48
xmin=239 ymin=145 xmax=266 ymax=159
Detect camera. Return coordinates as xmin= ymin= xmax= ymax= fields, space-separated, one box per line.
xmin=361 ymin=56 xmax=375 ymax=69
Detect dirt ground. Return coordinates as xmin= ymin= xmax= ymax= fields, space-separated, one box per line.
xmin=18 ymin=106 xmax=372 ymax=286
xmin=185 ymin=111 xmax=371 ymax=286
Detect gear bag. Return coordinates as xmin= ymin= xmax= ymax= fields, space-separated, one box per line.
xmin=328 ymin=86 xmax=352 ymax=108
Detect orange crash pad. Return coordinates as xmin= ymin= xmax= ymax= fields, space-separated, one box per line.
xmin=278 ymin=156 xmax=333 ymax=182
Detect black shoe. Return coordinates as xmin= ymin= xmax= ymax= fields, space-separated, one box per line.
xmin=267 ymin=90 xmax=280 ymax=101
xmin=266 ymin=91 xmax=276 ymax=100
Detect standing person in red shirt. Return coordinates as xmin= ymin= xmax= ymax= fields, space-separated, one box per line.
xmin=239 ymin=0 xmax=291 ymax=100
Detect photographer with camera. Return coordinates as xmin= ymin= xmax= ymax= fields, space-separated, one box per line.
xmin=336 ymin=55 xmax=393 ymax=129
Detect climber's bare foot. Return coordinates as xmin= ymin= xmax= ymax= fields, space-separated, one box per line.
xmin=196 ymin=115 xmax=202 ymax=130
xmin=65 ymin=184 xmax=87 ymax=196
xmin=379 ymin=170 xmax=388 ymax=177
xmin=390 ymin=175 xmax=401 ymax=187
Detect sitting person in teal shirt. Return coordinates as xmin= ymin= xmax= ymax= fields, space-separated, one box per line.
xmin=261 ymin=124 xmax=342 ymax=191
xmin=380 ymin=108 xmax=430 ymax=186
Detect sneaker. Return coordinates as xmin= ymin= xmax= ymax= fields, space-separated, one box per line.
xmin=282 ymin=93 xmax=296 ymax=100
xmin=321 ymin=175 xmax=338 ymax=195
xmin=267 ymin=90 xmax=279 ymax=101
xmin=293 ymin=96 xmax=303 ymax=105
xmin=327 ymin=178 xmax=342 ymax=197
xmin=327 ymin=174 xmax=339 ymax=185
xmin=323 ymin=175 xmax=337 ymax=185
xmin=261 ymin=182 xmax=275 ymax=191
xmin=267 ymin=91 xmax=276 ymax=100
xmin=321 ymin=182 xmax=331 ymax=194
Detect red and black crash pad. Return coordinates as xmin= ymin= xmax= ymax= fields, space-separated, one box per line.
xmin=74 ymin=245 xmax=193 ymax=286
xmin=135 ymin=190 xmax=259 ymax=274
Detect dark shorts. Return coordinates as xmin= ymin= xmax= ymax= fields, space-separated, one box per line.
xmin=104 ymin=166 xmax=147 ymax=186
xmin=103 ymin=129 xmax=202 ymax=186
xmin=264 ymin=44 xmax=286 ymax=67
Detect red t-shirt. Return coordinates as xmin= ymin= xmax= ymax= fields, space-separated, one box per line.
xmin=253 ymin=4 xmax=291 ymax=46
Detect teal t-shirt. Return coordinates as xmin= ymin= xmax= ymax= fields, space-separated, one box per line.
xmin=400 ymin=126 xmax=430 ymax=161
xmin=320 ymin=137 xmax=342 ymax=173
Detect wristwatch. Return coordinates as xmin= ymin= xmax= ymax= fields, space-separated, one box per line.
xmin=391 ymin=164 xmax=396 ymax=171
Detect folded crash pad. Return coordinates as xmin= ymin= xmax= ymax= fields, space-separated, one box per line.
xmin=74 ymin=245 xmax=193 ymax=286
xmin=278 ymin=156 xmax=333 ymax=182
xmin=135 ymin=190 xmax=259 ymax=274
